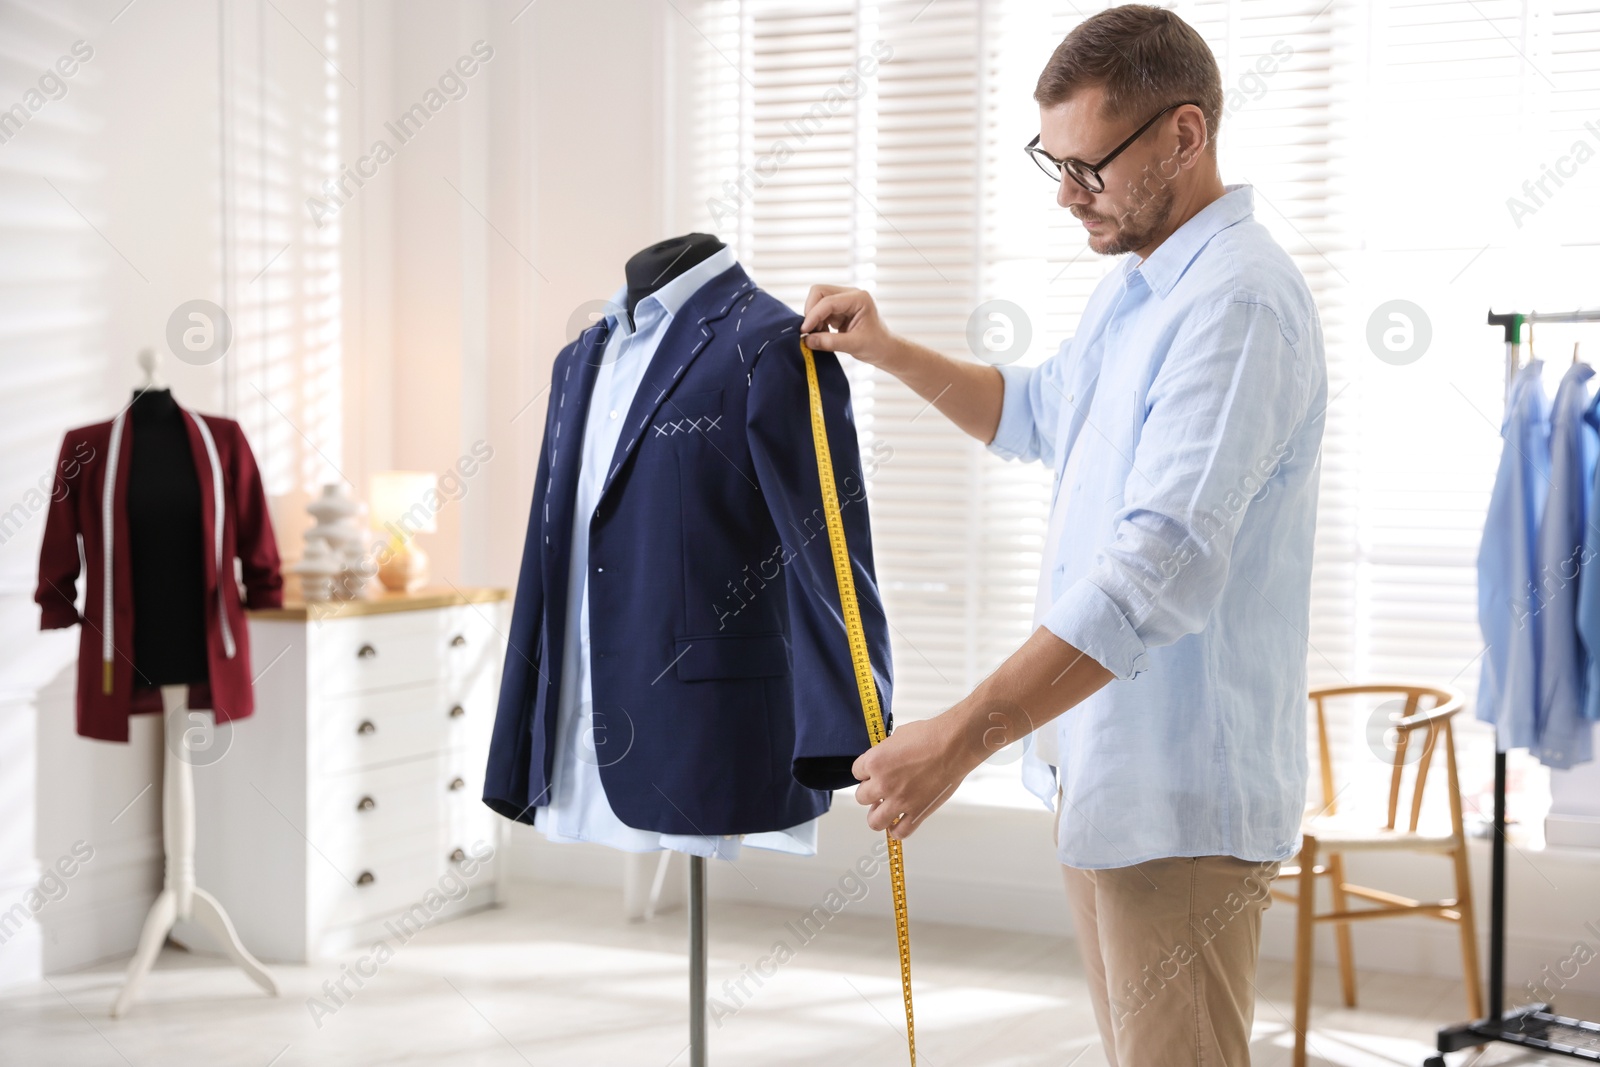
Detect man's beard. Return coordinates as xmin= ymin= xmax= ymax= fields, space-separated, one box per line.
xmin=1074 ymin=181 xmax=1176 ymax=256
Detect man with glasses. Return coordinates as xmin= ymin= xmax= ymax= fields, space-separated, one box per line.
xmin=800 ymin=5 xmax=1326 ymax=1065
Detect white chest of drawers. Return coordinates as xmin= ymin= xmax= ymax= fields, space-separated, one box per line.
xmin=188 ymin=588 xmax=510 ymax=963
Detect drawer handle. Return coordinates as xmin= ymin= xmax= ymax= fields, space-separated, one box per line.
xmin=357 ymin=643 xmax=377 ymax=659
xmin=449 ymin=848 xmax=466 ymax=863
xmin=356 ymin=795 xmax=376 ymax=812
xmin=450 ymin=633 xmax=467 ymax=647
xmin=356 ymin=720 xmax=376 ymax=735
xmin=448 ymin=777 xmax=466 ymax=792
xmin=356 ymin=870 xmax=375 ymax=886
xmin=448 ymin=704 xmax=465 ymax=719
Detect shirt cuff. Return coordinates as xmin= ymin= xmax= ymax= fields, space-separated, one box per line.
xmin=986 ymin=362 xmax=1038 ymax=461
xmin=1040 ymin=576 xmax=1151 ymax=681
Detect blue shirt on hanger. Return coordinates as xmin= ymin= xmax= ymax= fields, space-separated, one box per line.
xmin=1581 ymin=386 xmax=1600 ymax=725
xmin=1534 ymin=362 xmax=1596 ymax=769
xmin=1477 ymin=359 xmax=1551 ymax=752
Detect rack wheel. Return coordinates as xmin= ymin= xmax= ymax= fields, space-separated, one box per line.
xmin=1423 ymin=1057 xmax=1447 ymax=1067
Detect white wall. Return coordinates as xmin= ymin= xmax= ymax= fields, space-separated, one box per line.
xmin=0 ymin=0 xmax=236 ymax=984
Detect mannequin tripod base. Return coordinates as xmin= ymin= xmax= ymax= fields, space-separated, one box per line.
xmin=110 ymin=686 xmax=278 ymax=1018
xmin=111 ymin=885 xmax=277 ymax=1017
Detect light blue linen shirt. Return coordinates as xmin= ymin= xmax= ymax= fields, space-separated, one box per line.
xmin=1534 ymin=362 xmax=1596 ymax=768
xmin=533 ymin=244 xmax=819 ymax=859
xmin=1477 ymin=360 xmax=1551 ymax=752
xmin=987 ymin=185 xmax=1327 ymax=869
xmin=1580 ymin=388 xmax=1600 ymax=730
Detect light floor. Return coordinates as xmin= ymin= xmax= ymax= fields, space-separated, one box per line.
xmin=1 ymin=880 xmax=1592 ymax=1067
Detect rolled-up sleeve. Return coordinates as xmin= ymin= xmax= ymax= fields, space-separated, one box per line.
xmin=986 ymin=340 xmax=1069 ymax=463
xmin=1039 ymin=296 xmax=1313 ymax=680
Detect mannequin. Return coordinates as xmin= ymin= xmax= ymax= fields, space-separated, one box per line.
xmin=623 ymin=232 xmax=725 ymax=328
xmin=490 ymin=235 xmax=892 ymax=1066
xmin=111 ymin=348 xmax=277 ymax=1017
xmin=128 ymin=369 xmax=209 ymax=686
xmin=632 ymin=233 xmax=726 ymax=1067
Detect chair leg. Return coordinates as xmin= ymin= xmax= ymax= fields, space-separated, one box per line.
xmin=1293 ymin=841 xmax=1317 ymax=1067
xmin=1326 ymin=851 xmax=1357 ymax=1008
xmin=1450 ymin=842 xmax=1484 ymax=1020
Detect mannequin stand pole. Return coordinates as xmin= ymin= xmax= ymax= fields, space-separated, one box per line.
xmin=689 ymin=855 xmax=708 ymax=1067
xmin=111 ymin=685 xmax=278 ymax=1017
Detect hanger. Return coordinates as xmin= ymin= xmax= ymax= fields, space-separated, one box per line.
xmin=1574 ymin=341 xmax=1585 ymax=367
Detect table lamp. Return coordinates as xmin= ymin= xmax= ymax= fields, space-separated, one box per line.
xmin=369 ymin=470 xmax=438 ymax=593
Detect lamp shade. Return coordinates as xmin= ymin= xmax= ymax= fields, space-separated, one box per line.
xmin=369 ymin=470 xmax=439 ymax=539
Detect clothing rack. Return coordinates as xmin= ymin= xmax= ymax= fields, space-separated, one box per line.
xmin=1430 ymin=307 xmax=1600 ymax=1065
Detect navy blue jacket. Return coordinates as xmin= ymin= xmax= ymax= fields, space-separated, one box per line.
xmin=484 ymin=263 xmax=893 ymax=835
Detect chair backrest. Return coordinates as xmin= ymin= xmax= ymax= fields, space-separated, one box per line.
xmin=1307 ymin=684 xmax=1468 ymax=836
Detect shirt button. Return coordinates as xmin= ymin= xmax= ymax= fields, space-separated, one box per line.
xmin=1067 ymin=392 xmax=1075 ymax=403
xmin=609 ymin=410 xmax=618 ymax=420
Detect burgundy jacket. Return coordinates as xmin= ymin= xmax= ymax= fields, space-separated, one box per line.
xmin=36 ymin=405 xmax=283 ymax=742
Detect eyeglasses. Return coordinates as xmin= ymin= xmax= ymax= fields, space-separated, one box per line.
xmin=1024 ymin=101 xmax=1199 ymax=193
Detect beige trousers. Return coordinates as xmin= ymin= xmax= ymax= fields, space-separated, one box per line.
xmin=1056 ymin=802 xmax=1279 ymax=1066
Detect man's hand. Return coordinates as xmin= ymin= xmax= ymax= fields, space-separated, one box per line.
xmin=852 ymin=716 xmax=986 ymax=839
xmin=851 ymin=628 xmax=1115 ymax=840
xmin=801 ymin=284 xmax=903 ymax=370
xmin=802 ymin=282 xmax=1006 ymax=445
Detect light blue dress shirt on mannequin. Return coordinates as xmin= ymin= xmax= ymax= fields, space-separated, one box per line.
xmin=533 ymin=244 xmax=819 ymax=859
xmin=1478 ymin=359 xmax=1551 ymax=752
xmin=987 ymin=185 xmax=1328 ymax=870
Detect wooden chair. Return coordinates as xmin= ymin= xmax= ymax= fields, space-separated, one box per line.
xmin=1271 ymin=684 xmax=1482 ymax=1067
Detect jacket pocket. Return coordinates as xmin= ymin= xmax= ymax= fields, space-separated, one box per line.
xmin=673 ymin=632 xmax=788 ymax=681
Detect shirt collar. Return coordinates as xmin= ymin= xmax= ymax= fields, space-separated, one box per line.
xmin=605 ymin=244 xmax=738 ymax=338
xmin=1126 ymin=183 xmax=1255 ymax=299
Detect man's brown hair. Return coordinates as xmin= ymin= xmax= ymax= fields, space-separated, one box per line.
xmin=1034 ymin=5 xmax=1223 ymax=148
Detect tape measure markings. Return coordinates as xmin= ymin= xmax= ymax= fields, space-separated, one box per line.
xmin=800 ymin=339 xmax=915 ymax=1066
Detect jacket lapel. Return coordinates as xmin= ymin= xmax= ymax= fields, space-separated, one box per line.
xmin=596 ymin=264 xmax=757 ymax=502
xmin=102 ymin=410 xmax=134 ymax=692
xmin=540 ymin=323 xmax=609 ymax=637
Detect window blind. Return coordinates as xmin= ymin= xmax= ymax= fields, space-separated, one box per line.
xmin=0 ymin=0 xmax=105 ymax=600
xmin=222 ymin=0 xmax=346 ymax=498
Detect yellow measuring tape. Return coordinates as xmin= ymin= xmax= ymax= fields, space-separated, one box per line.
xmin=800 ymin=339 xmax=915 ymax=1066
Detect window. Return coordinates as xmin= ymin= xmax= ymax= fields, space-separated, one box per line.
xmin=676 ymin=0 xmax=1600 ymax=817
